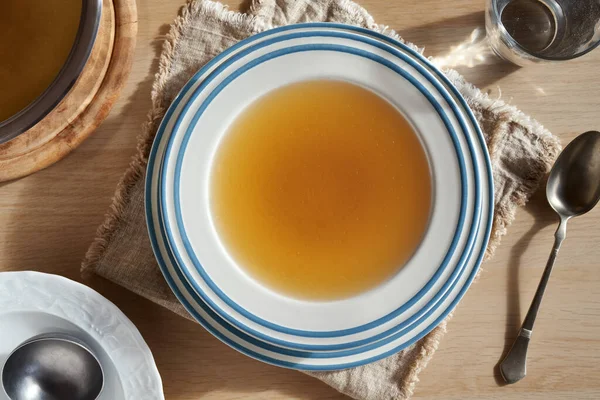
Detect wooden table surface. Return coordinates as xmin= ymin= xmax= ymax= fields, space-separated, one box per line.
xmin=1 ymin=0 xmax=599 ymax=398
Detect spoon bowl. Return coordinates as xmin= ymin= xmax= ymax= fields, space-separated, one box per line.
xmin=547 ymin=131 xmax=600 ymax=218
xmin=2 ymin=333 xmax=104 ymax=400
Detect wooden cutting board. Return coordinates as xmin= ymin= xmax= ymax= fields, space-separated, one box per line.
xmin=0 ymin=0 xmax=137 ymax=182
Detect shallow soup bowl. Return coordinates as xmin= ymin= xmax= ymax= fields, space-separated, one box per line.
xmin=146 ymin=24 xmax=494 ymax=369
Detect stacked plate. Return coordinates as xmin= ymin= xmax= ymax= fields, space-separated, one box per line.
xmin=145 ymin=23 xmax=493 ymax=370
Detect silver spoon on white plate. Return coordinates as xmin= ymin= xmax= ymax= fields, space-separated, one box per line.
xmin=2 ymin=333 xmax=104 ymax=400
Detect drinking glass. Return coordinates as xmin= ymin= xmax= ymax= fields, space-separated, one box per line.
xmin=486 ymin=0 xmax=600 ymax=65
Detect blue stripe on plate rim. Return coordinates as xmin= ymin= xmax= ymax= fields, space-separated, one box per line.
xmin=159 ymin=31 xmax=477 ymax=349
xmin=156 ymin=28 xmax=482 ymax=350
xmin=144 ymin=24 xmax=493 ymax=369
xmin=161 ymin=31 xmax=479 ymax=342
xmin=165 ymin=42 xmax=475 ymax=348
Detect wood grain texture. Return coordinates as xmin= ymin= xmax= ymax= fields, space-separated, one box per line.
xmin=0 ymin=0 xmax=599 ymax=399
xmin=0 ymin=0 xmax=137 ymax=182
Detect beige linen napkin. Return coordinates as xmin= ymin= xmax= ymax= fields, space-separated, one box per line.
xmin=82 ymin=0 xmax=561 ymax=398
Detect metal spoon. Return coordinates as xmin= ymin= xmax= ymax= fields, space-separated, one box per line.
xmin=2 ymin=333 xmax=104 ymax=400
xmin=500 ymin=130 xmax=600 ymax=384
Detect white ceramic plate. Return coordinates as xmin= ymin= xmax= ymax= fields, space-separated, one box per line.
xmin=158 ymin=27 xmax=483 ymax=348
xmin=0 ymin=272 xmax=164 ymax=400
xmin=145 ymin=24 xmax=493 ymax=367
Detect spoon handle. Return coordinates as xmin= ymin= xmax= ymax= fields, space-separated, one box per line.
xmin=499 ymin=217 xmax=568 ymax=384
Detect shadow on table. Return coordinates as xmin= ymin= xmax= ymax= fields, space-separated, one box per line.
xmin=0 ymin=93 xmax=145 ymax=280
xmin=493 ymin=184 xmax=556 ymax=386
xmin=398 ymin=11 xmax=520 ymax=89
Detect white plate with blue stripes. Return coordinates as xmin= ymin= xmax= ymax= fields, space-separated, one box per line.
xmin=146 ymin=23 xmax=493 ymax=368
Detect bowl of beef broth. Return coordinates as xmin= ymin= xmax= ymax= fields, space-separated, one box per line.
xmin=0 ymin=0 xmax=101 ymax=143
xmin=146 ymin=24 xmax=494 ymax=368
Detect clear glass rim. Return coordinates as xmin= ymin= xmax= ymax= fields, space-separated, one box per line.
xmin=490 ymin=0 xmax=600 ymax=62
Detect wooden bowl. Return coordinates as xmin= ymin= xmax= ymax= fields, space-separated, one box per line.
xmin=0 ymin=0 xmax=102 ymax=143
xmin=0 ymin=0 xmax=137 ymax=182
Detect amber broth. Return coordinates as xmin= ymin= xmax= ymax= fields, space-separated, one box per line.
xmin=211 ymin=80 xmax=431 ymax=300
xmin=0 ymin=0 xmax=81 ymax=121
